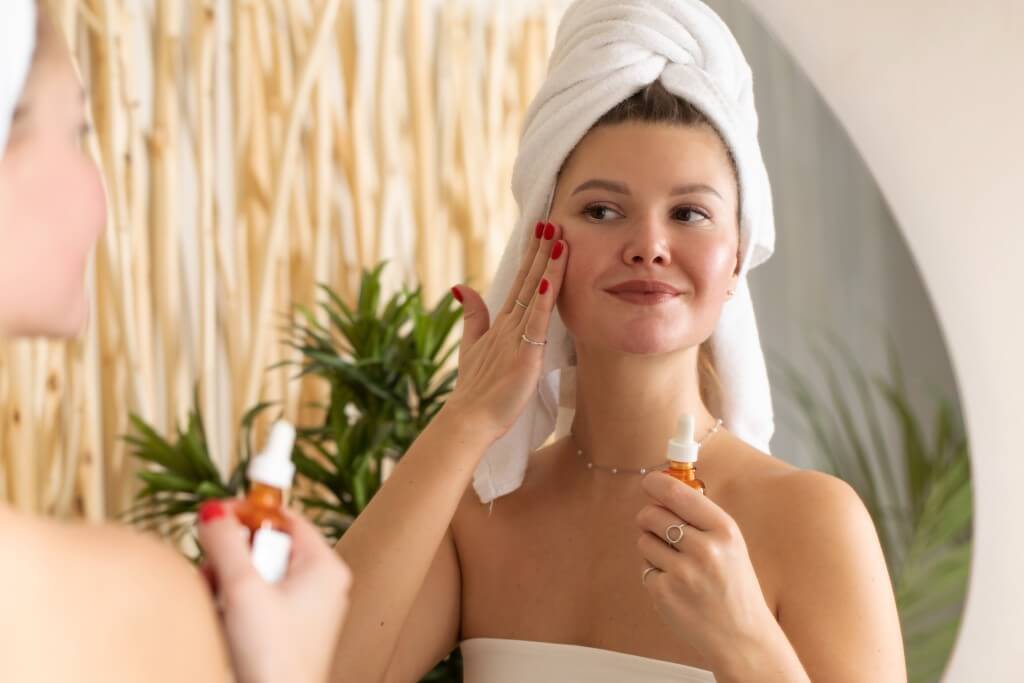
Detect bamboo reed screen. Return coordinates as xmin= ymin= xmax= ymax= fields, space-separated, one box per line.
xmin=0 ymin=0 xmax=565 ymax=520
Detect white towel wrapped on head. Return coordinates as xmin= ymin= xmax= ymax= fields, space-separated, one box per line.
xmin=0 ymin=0 xmax=38 ymax=157
xmin=473 ymin=0 xmax=776 ymax=504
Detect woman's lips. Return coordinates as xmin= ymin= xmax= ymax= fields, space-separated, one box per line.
xmin=607 ymin=290 xmax=679 ymax=305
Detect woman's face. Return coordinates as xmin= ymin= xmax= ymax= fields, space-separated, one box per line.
xmin=550 ymin=121 xmax=740 ymax=356
xmin=0 ymin=12 xmax=106 ymax=338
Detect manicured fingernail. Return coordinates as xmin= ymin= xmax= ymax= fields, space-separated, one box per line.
xmin=451 ymin=286 xmax=464 ymax=303
xmin=198 ymin=500 xmax=226 ymax=524
xmin=534 ymin=221 xmax=544 ymax=239
xmin=539 ymin=278 xmax=550 ymax=295
xmin=551 ymin=241 xmax=564 ymax=260
xmin=543 ymin=223 xmax=555 ymax=240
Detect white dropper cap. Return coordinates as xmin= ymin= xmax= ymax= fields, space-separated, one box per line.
xmin=247 ymin=421 xmax=297 ymax=490
xmin=667 ymin=414 xmax=699 ymax=464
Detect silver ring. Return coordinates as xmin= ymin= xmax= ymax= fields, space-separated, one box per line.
xmin=514 ymin=299 xmax=529 ymax=310
xmin=641 ymin=566 xmax=660 ymax=585
xmin=665 ymin=522 xmax=687 ymax=545
xmin=521 ymin=333 xmax=547 ymax=347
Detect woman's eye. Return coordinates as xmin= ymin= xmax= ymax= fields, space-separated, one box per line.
xmin=674 ymin=207 xmax=711 ymax=224
xmin=583 ymin=204 xmax=624 ymax=221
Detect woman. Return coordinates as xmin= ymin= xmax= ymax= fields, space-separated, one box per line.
xmin=331 ymin=1 xmax=906 ymax=681
xmin=0 ymin=3 xmax=349 ymax=681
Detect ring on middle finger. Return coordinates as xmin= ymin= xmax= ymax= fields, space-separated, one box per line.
xmin=665 ymin=522 xmax=687 ymax=546
xmin=521 ymin=333 xmax=547 ymax=347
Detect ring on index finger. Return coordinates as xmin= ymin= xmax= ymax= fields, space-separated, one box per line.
xmin=514 ymin=299 xmax=529 ymax=310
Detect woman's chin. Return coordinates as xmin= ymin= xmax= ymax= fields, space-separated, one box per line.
xmin=26 ymin=295 xmax=90 ymax=339
xmin=615 ymin=333 xmax=684 ymax=356
xmin=56 ymin=296 xmax=91 ymax=338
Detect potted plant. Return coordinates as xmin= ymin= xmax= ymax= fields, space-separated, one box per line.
xmin=125 ymin=264 xmax=464 ymax=681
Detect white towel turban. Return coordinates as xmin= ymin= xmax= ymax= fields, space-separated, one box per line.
xmin=472 ymin=0 xmax=776 ymax=503
xmin=1 ymin=0 xmax=38 ymax=158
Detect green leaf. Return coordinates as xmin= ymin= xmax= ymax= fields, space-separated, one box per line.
xmin=136 ymin=471 xmax=201 ymax=493
xmin=126 ymin=415 xmax=190 ymax=474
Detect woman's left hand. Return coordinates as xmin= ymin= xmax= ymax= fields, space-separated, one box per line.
xmin=635 ymin=472 xmax=777 ymax=666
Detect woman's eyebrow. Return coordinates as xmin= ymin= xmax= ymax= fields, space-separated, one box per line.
xmin=571 ymin=178 xmax=723 ymax=200
xmin=572 ymin=178 xmax=629 ymax=195
xmin=670 ymin=183 xmax=723 ymax=200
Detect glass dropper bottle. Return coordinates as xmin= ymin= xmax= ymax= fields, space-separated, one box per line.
xmin=664 ymin=414 xmax=706 ymax=495
xmin=235 ymin=421 xmax=297 ymax=583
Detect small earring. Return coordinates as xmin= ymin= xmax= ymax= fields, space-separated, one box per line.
xmin=726 ymin=288 xmax=736 ymax=297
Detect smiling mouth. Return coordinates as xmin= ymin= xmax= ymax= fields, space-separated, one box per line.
xmin=606 ymin=290 xmax=680 ymax=305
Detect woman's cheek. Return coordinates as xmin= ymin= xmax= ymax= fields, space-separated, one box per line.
xmin=0 ymin=141 xmax=104 ymax=336
xmin=679 ymin=236 xmax=737 ymax=293
xmin=554 ymin=241 xmax=592 ymax=333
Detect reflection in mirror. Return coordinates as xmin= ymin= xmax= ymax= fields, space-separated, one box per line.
xmin=0 ymin=1 xmax=969 ymax=682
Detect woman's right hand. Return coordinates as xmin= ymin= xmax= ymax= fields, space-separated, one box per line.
xmin=196 ymin=499 xmax=351 ymax=683
xmin=447 ymin=221 xmax=569 ymax=437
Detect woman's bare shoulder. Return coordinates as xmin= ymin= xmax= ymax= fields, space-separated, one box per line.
xmin=767 ymin=467 xmax=874 ymax=545
xmin=727 ymin=451 xmax=877 ymax=567
xmin=0 ymin=507 xmax=232 ymax=682
xmin=722 ymin=441 xmax=866 ymax=523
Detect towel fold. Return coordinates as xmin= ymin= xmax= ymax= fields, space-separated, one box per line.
xmin=0 ymin=0 xmax=37 ymax=157
xmin=473 ymin=0 xmax=776 ymax=504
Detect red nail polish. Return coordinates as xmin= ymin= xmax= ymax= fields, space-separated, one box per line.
xmin=534 ymin=222 xmax=544 ymax=239
xmin=198 ymin=500 xmax=226 ymax=524
xmin=551 ymin=241 xmax=564 ymax=260
xmin=539 ymin=278 xmax=550 ymax=295
xmin=451 ymin=286 xmax=464 ymax=303
xmin=543 ymin=223 xmax=555 ymax=240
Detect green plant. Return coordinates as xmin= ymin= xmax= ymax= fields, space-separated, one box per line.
xmin=773 ymin=334 xmax=972 ymax=683
xmin=284 ymin=264 xmax=462 ymax=542
xmin=123 ymin=397 xmax=273 ymax=554
xmin=124 ymin=264 xmax=464 ymax=681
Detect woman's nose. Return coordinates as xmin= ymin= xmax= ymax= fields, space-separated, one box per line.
xmin=622 ymin=219 xmax=672 ymax=266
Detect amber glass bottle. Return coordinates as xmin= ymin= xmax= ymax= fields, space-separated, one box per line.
xmin=665 ymin=460 xmax=706 ymax=494
xmin=664 ymin=414 xmax=706 ymax=495
xmin=235 ymin=421 xmax=296 ymax=583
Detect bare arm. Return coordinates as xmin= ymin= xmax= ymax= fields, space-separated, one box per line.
xmin=330 ymin=221 xmax=569 ymax=681
xmin=331 ymin=410 xmax=493 ymax=681
xmin=766 ymin=471 xmax=907 ymax=682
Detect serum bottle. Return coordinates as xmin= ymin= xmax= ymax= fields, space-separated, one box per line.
xmin=665 ymin=414 xmax=706 ymax=495
xmin=235 ymin=421 xmax=297 ymax=583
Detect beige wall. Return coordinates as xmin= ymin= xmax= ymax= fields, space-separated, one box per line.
xmin=747 ymin=2 xmax=1024 ymax=680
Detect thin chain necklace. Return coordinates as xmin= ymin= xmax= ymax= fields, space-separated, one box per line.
xmin=571 ymin=418 xmax=724 ymax=475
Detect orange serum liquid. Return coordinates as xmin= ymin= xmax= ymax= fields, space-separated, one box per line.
xmin=235 ymin=421 xmax=297 ymax=583
xmin=664 ymin=414 xmax=706 ymax=495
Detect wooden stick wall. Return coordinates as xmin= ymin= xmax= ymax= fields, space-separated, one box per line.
xmin=0 ymin=0 xmax=560 ymax=519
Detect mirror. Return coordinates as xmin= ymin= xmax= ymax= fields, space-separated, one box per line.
xmin=4 ymin=0 xmax=1007 ymax=680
